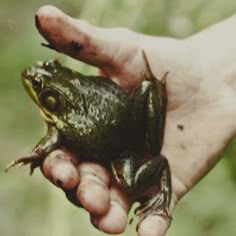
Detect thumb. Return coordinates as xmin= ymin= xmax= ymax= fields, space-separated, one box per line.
xmin=137 ymin=194 xmax=178 ymax=236
xmin=138 ymin=215 xmax=171 ymax=236
xmin=35 ymin=5 xmax=142 ymax=88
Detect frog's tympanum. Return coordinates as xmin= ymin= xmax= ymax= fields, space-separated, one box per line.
xmin=6 ymin=51 xmax=172 ymax=224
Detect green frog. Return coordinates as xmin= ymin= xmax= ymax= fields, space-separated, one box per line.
xmin=5 ymin=51 xmax=171 ymax=223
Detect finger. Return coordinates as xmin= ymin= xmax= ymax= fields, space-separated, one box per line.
xmin=35 ymin=5 xmax=143 ymax=89
xmin=42 ymin=149 xmax=79 ymax=190
xmin=90 ymin=185 xmax=131 ymax=234
xmin=137 ymin=215 xmax=170 ymax=236
xmin=137 ymin=195 xmax=177 ymax=236
xmin=35 ymin=5 xmax=138 ymax=69
xmin=76 ymin=162 xmax=111 ymax=215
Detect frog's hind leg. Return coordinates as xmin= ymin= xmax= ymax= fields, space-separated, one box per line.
xmin=111 ymin=153 xmax=172 ymax=227
xmin=134 ymin=156 xmax=172 ymax=227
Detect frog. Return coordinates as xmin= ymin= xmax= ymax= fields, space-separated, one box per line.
xmin=5 ymin=51 xmax=172 ymax=224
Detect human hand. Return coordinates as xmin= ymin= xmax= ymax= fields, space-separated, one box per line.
xmin=36 ymin=5 xmax=236 ymax=236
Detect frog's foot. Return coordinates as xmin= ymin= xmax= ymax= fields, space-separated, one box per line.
xmin=5 ymin=153 xmax=42 ymax=175
xmin=135 ymin=166 xmax=172 ymax=230
xmin=135 ymin=188 xmax=172 ymax=230
xmin=160 ymin=71 xmax=169 ymax=84
xmin=142 ymin=49 xmax=169 ymax=84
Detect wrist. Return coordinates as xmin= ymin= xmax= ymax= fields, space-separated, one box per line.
xmin=186 ymin=15 xmax=236 ymax=83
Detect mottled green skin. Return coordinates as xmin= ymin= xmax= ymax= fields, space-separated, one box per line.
xmin=7 ymin=57 xmax=172 ymax=224
xmin=32 ymin=61 xmax=132 ymax=159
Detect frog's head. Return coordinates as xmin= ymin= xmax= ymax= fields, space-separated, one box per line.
xmin=21 ymin=60 xmax=67 ymax=126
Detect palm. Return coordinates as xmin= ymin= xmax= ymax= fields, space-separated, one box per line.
xmin=36 ymin=5 xmax=236 ymax=236
xmin=97 ymin=41 xmax=235 ymax=201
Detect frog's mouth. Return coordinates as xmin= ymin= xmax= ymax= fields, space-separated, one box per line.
xmin=21 ymin=72 xmax=55 ymax=124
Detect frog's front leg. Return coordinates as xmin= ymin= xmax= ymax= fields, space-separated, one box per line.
xmin=5 ymin=126 xmax=60 ymax=175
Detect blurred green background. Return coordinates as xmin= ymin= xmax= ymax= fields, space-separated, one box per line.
xmin=1 ymin=0 xmax=236 ymax=235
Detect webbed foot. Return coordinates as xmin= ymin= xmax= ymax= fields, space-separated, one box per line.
xmin=134 ymin=168 xmax=172 ymax=230
xmin=135 ymin=190 xmax=172 ymax=220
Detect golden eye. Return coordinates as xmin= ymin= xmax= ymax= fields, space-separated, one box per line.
xmin=39 ymin=90 xmax=61 ymax=112
xmin=32 ymin=77 xmax=43 ymax=91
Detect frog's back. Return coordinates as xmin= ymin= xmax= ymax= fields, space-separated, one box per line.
xmin=70 ymin=74 xmax=128 ymax=105
xmin=58 ymin=72 xmax=132 ymax=159
xmin=69 ymin=73 xmax=130 ymax=125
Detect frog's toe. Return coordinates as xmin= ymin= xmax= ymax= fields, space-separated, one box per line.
xmin=5 ymin=154 xmax=41 ymax=174
xmin=29 ymin=159 xmax=42 ymax=175
xmin=134 ymin=191 xmax=172 ymax=231
xmin=161 ymin=71 xmax=169 ymax=84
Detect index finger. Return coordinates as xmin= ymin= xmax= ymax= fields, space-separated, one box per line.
xmin=36 ymin=6 xmax=122 ymax=68
xmin=35 ymin=5 xmax=142 ymax=90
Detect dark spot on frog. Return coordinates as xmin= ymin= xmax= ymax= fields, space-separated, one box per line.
xmin=70 ymin=41 xmax=83 ymax=53
xmin=35 ymin=15 xmax=40 ymax=29
xmin=180 ymin=144 xmax=186 ymax=150
xmin=56 ymin=178 xmax=63 ymax=186
xmin=177 ymin=124 xmax=184 ymax=131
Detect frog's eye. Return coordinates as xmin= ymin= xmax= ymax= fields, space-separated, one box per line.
xmin=39 ymin=90 xmax=62 ymax=112
xmin=32 ymin=77 xmax=43 ymax=91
